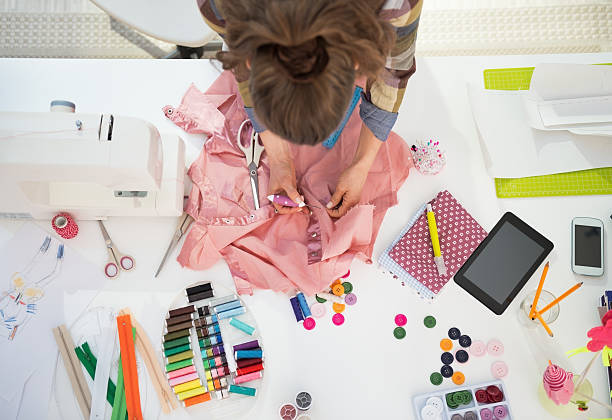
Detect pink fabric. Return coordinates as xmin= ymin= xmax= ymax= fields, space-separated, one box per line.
xmin=586 ymin=319 xmax=612 ymax=352
xmin=174 ymin=71 xmax=412 ymax=295
xmin=387 ymin=191 xmax=488 ymax=295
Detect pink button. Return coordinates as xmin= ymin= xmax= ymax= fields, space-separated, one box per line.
xmin=480 ymin=408 xmax=493 ymax=420
xmin=487 ymin=339 xmax=505 ymax=356
xmin=491 ymin=360 xmax=509 ymax=378
xmin=395 ymin=314 xmax=407 ymax=327
xmin=469 ymin=340 xmax=486 ymax=357
xmin=332 ymin=313 xmax=345 ymax=326
xmin=310 ymin=303 xmax=326 ymax=318
xmin=303 ymin=317 xmax=316 ymax=330
xmin=493 ymin=405 xmax=507 ymax=419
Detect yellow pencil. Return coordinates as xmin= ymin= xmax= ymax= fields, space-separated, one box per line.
xmin=536 ymin=282 xmax=584 ymax=317
xmin=534 ymin=311 xmax=554 ymax=337
xmin=529 ymin=262 xmax=549 ymax=318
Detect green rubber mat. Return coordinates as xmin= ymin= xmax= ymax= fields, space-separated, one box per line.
xmin=483 ymin=65 xmax=612 ymax=198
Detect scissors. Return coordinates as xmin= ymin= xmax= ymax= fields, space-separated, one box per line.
xmin=237 ymin=119 xmax=265 ymax=209
xmin=154 ymin=213 xmax=193 ymax=278
xmin=98 ymin=220 xmax=135 ymax=278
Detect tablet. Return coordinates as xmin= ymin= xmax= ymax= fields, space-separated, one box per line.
xmin=454 ymin=212 xmax=554 ymax=315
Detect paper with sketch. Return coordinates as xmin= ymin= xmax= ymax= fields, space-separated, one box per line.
xmin=523 ymin=63 xmax=612 ymax=136
xmin=0 ymin=223 xmax=104 ymax=411
xmin=467 ymin=84 xmax=612 ymax=178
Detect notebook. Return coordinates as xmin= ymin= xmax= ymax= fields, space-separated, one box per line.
xmin=379 ymin=191 xmax=488 ymax=299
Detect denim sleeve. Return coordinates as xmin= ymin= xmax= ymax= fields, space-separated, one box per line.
xmin=244 ymin=107 xmax=266 ymax=133
xmin=358 ymin=93 xmax=398 ymax=141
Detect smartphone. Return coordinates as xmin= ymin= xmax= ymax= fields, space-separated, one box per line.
xmin=571 ymin=217 xmax=604 ymax=276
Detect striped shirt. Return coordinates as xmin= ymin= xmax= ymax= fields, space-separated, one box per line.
xmin=197 ymin=0 xmax=421 ymax=141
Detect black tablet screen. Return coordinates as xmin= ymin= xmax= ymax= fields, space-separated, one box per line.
xmin=462 ymin=222 xmax=545 ymax=304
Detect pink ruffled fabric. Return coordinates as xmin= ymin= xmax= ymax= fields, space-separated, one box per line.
xmin=173 ymin=71 xmax=412 ymax=295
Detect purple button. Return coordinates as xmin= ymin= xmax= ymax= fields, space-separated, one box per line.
xmin=480 ymin=408 xmax=493 ymax=420
xmin=345 ymin=293 xmax=357 ymax=305
xmin=493 ymin=405 xmax=507 ymax=419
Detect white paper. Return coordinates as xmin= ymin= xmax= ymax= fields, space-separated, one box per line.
xmin=529 ymin=63 xmax=612 ymax=100
xmin=467 ymin=84 xmax=612 ymax=178
xmin=0 ymin=224 xmax=105 ymax=407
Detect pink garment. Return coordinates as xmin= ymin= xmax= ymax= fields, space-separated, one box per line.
xmin=175 ymin=71 xmax=412 ymax=295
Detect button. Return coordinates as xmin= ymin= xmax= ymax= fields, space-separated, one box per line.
xmin=452 ymin=371 xmax=465 ymax=385
xmin=425 ymin=397 xmax=443 ymax=414
xmin=430 ymin=372 xmax=443 ymax=386
xmin=315 ymin=295 xmax=327 ymax=303
xmin=440 ymin=338 xmax=453 ymax=352
xmin=332 ymin=284 xmax=345 ymax=296
xmin=448 ymin=327 xmax=461 ymax=340
xmin=463 ymin=412 xmax=477 ymax=420
xmin=332 ymin=313 xmax=344 ymax=326
xmin=469 ymin=340 xmax=486 ymax=357
xmin=331 ymin=279 xmax=341 ymax=287
xmin=310 ymin=251 xmax=318 ymax=257
xmin=441 ymin=352 xmax=454 ymax=365
xmin=475 ymin=389 xmax=488 ymax=403
xmin=491 ymin=360 xmax=509 ymax=378
xmin=310 ymin=303 xmax=326 ymax=318
xmin=311 ymin=232 xmax=317 ymax=237
xmin=332 ymin=302 xmax=345 ymax=313
xmin=487 ymin=339 xmax=504 ymax=356
xmin=341 ymin=281 xmax=353 ymax=294
xmin=451 ymin=414 xmax=463 ymax=420
xmin=344 ymin=293 xmax=357 ymax=305
xmin=455 ymin=350 xmax=469 ymax=363
xmin=303 ymin=317 xmax=316 ymax=330
xmin=440 ymin=365 xmax=454 ymax=378
xmin=452 ymin=391 xmax=464 ymax=406
xmin=493 ymin=405 xmax=507 ymax=419
xmin=458 ymin=335 xmax=472 ymax=348
xmin=394 ymin=327 xmax=406 ymax=339
xmin=446 ymin=393 xmax=458 ymax=408
xmin=420 ymin=405 xmax=440 ymax=420
xmin=424 ymin=316 xmax=437 ymax=328
xmin=480 ymin=408 xmax=493 ymax=420
xmin=486 ymin=385 xmax=501 ymax=397
xmin=395 ymin=314 xmax=407 ymax=327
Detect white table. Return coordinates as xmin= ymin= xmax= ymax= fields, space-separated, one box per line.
xmin=0 ymin=54 xmax=611 ymax=420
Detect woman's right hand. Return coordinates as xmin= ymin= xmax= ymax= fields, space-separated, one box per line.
xmin=259 ymin=130 xmax=304 ymax=214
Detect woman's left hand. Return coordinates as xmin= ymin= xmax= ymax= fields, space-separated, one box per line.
xmin=326 ymin=161 xmax=369 ymax=218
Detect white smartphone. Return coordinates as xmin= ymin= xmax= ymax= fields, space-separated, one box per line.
xmin=571 ymin=217 xmax=604 ymax=276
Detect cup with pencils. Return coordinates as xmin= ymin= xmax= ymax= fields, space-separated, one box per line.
xmin=518 ymin=262 xmax=583 ymax=337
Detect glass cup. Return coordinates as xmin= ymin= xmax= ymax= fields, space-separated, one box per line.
xmin=519 ymin=290 xmax=560 ymax=328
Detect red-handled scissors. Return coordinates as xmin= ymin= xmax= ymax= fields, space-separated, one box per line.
xmin=98 ymin=220 xmax=135 ymax=278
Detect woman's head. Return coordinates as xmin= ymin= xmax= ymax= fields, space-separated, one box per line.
xmin=217 ymin=0 xmax=394 ymax=145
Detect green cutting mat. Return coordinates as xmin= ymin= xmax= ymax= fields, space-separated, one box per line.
xmin=483 ymin=65 xmax=612 ymax=198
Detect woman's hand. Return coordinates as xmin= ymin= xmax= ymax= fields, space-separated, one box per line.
xmin=259 ymin=130 xmax=304 ymax=214
xmin=327 ymin=123 xmax=382 ymax=218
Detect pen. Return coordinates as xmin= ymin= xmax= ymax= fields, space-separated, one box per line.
xmin=426 ymin=204 xmax=447 ymax=276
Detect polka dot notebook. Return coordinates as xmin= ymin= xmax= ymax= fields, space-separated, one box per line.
xmin=381 ymin=191 xmax=488 ymax=300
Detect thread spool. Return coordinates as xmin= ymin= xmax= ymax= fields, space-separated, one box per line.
xmin=52 ymin=213 xmax=79 ymax=239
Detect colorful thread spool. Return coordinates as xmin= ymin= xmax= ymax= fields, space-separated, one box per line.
xmin=290 ymin=296 xmax=304 ymax=322
xmin=52 ymin=213 xmax=78 ymax=239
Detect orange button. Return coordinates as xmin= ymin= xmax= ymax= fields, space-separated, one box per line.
xmin=332 ymin=284 xmax=345 ymax=296
xmin=331 ymin=279 xmax=341 ymax=288
xmin=332 ymin=302 xmax=345 ymax=313
xmin=452 ymin=371 xmax=465 ymax=385
xmin=440 ymin=338 xmax=453 ymax=352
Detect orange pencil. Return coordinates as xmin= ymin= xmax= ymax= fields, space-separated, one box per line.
xmin=535 ymin=282 xmax=584 ymax=318
xmin=534 ymin=311 xmax=553 ymax=337
xmin=529 ymin=262 xmax=549 ymax=318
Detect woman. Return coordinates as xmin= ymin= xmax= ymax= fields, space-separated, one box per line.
xmin=198 ymin=0 xmax=421 ymax=217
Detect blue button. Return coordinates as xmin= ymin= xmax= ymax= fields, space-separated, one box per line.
xmin=448 ymin=327 xmax=461 ymax=340
xmin=441 ymin=365 xmax=454 ymax=378
xmin=459 ymin=335 xmax=472 ymax=347
xmin=441 ymin=352 xmax=454 ymax=365
xmin=456 ymin=349 xmax=469 ymax=363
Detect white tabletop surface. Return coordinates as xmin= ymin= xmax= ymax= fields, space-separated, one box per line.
xmin=0 ymin=54 xmax=611 ymax=420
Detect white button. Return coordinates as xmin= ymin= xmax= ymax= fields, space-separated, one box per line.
xmin=425 ymin=397 xmax=443 ymax=414
xmin=310 ymin=252 xmax=317 ymax=257
xmin=311 ymin=232 xmax=317 ymax=238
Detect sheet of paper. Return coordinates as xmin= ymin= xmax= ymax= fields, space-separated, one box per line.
xmin=529 ymin=63 xmax=612 ymax=100
xmin=467 ymin=84 xmax=612 ymax=178
xmin=0 ymin=223 xmax=105 ymax=406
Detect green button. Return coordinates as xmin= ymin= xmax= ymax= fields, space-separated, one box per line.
xmin=315 ymin=295 xmax=327 ymax=303
xmin=463 ymin=391 xmax=473 ymax=404
xmin=424 ymin=315 xmax=437 ymax=328
xmin=393 ymin=327 xmax=406 ymax=339
xmin=341 ymin=282 xmax=353 ymax=294
xmin=430 ymin=372 xmax=443 ymax=386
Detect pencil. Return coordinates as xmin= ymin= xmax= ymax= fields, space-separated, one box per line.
xmin=535 ymin=282 xmax=584 ymax=317
xmin=529 ymin=262 xmax=549 ymax=318
xmin=534 ymin=312 xmax=554 ymax=337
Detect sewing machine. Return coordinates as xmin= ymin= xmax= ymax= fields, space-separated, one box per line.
xmin=0 ymin=109 xmax=185 ymax=220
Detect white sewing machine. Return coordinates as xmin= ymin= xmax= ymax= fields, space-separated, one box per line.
xmin=0 ymin=105 xmax=185 ymax=220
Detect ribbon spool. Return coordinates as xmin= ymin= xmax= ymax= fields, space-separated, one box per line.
xmin=52 ymin=213 xmax=79 ymax=239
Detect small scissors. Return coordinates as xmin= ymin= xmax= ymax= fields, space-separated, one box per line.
xmin=237 ymin=119 xmax=265 ymax=209
xmin=98 ymin=220 xmax=135 ymax=278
